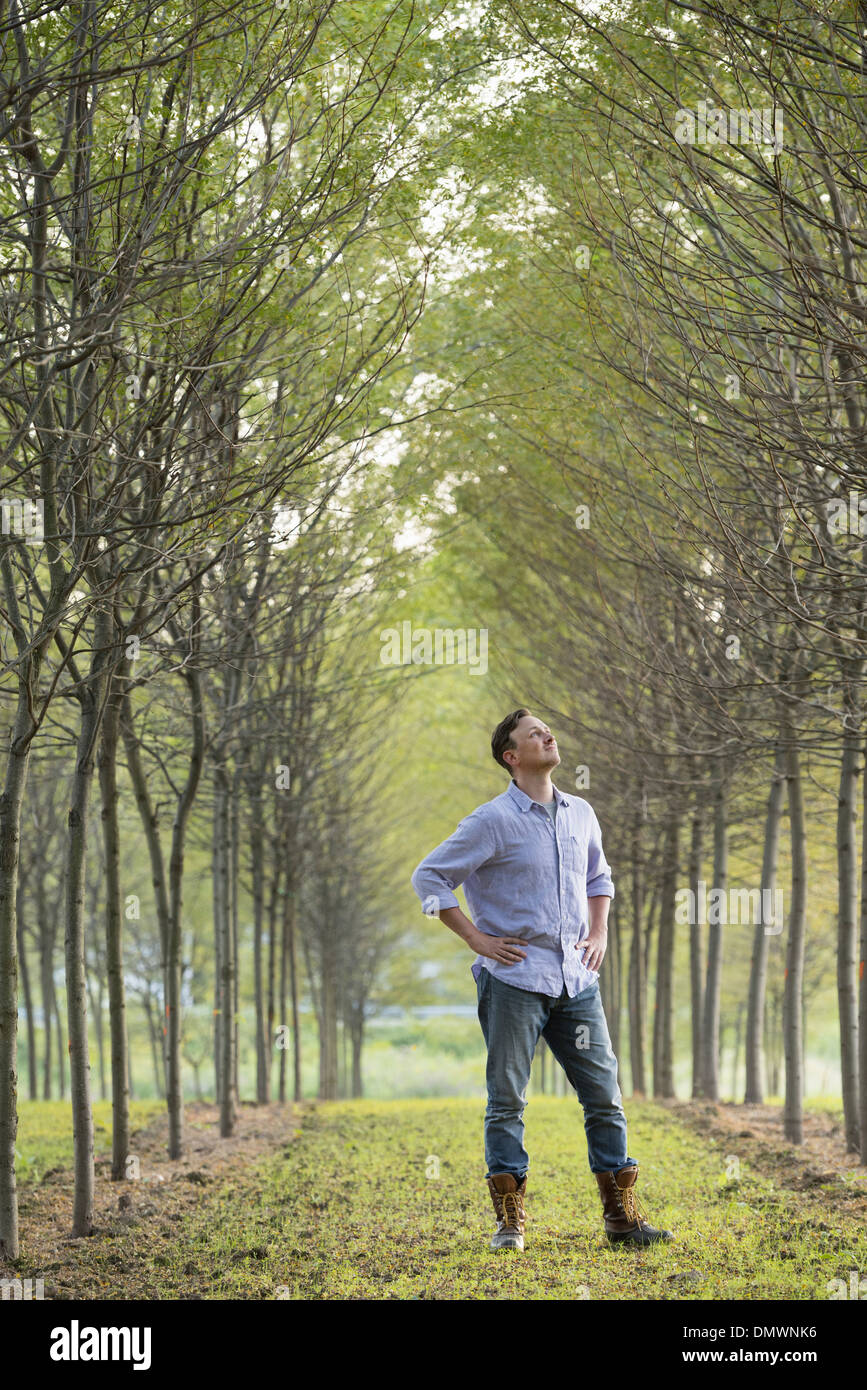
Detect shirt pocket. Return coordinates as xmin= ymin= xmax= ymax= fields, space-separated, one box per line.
xmin=563 ymin=832 xmax=587 ymax=876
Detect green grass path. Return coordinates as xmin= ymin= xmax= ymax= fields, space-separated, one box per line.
xmin=165 ymin=1097 xmax=866 ymax=1299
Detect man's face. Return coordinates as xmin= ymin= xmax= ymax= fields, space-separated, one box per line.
xmin=504 ymin=714 xmax=560 ymax=774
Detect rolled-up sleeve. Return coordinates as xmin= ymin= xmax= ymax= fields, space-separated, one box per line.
xmin=410 ymin=808 xmax=498 ymax=915
xmin=586 ymin=808 xmax=615 ymax=899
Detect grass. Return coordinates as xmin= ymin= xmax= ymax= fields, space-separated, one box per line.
xmin=15 ymin=1099 xmax=164 ymax=1183
xmin=10 ymin=1095 xmax=865 ymax=1299
xmin=59 ymin=1095 xmax=867 ymax=1300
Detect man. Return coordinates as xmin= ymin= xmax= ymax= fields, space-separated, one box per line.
xmin=411 ymin=708 xmax=673 ymax=1252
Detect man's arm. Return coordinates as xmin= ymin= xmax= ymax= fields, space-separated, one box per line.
xmin=575 ymin=807 xmax=615 ymax=972
xmin=439 ymin=904 xmax=527 ymax=965
xmin=410 ymin=809 xmax=528 ymax=966
xmin=577 ymin=893 xmax=611 ymax=972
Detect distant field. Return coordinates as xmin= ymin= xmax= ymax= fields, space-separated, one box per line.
xmin=16 ymin=1100 xmax=164 ymax=1183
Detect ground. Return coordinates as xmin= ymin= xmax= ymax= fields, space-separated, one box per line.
xmin=3 ymin=1095 xmax=865 ymax=1300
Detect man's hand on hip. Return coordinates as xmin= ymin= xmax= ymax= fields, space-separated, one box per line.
xmin=467 ymin=928 xmax=527 ymax=966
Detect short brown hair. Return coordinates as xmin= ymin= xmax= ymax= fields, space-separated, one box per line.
xmin=491 ymin=708 xmax=530 ymax=776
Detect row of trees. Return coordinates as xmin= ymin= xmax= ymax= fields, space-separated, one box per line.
xmin=395 ymin=1 xmax=867 ymax=1151
xmin=0 ymin=0 xmax=499 ymax=1259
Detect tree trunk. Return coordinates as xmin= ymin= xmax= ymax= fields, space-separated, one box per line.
xmin=39 ymin=881 xmax=54 ymax=1100
xmin=266 ymin=860 xmax=279 ymax=1100
xmin=287 ymin=888 xmax=302 ymax=1103
xmin=278 ymin=876 xmax=288 ymax=1104
xmin=859 ymin=728 xmax=867 ymax=1163
xmin=216 ymin=764 xmax=237 ymax=1136
xmin=643 ymin=875 xmax=660 ymax=989
xmin=783 ymin=739 xmax=808 ymax=1144
xmin=351 ymin=1014 xmax=363 ymax=1098
xmin=653 ymin=810 xmax=679 ymax=1098
xmin=65 ymin=606 xmax=112 ymax=1237
xmin=688 ymin=795 xmax=705 ymax=1098
xmin=54 ymin=991 xmax=66 ymax=1099
xmin=628 ymin=795 xmax=647 ymax=1095
xmin=836 ymin=727 xmax=861 ymax=1151
xmin=230 ymin=778 xmax=240 ymax=1107
xmin=602 ymin=897 xmax=621 ymax=1080
xmin=87 ymin=973 xmax=107 ymax=1104
xmin=0 ymin=630 xmax=44 ymax=1257
xmin=251 ymin=784 xmax=268 ymax=1103
xmin=142 ymin=994 xmax=164 ymax=1099
xmin=166 ymin=656 xmax=204 ymax=1159
xmin=702 ymin=765 xmax=728 ymax=1101
xmin=319 ymin=928 xmax=339 ymax=1100
xmin=17 ymin=919 xmax=37 ymax=1101
xmin=745 ymin=745 xmax=786 ymax=1103
xmin=731 ymin=1000 xmax=744 ymax=1100
xmin=98 ymin=675 xmax=130 ymax=1180
xmin=212 ymin=784 xmax=224 ymax=1114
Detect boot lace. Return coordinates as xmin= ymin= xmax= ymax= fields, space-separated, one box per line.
xmin=502 ymin=1191 xmax=525 ymax=1229
xmin=619 ymin=1182 xmax=650 ymax=1229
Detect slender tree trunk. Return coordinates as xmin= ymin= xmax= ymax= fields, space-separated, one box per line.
xmin=166 ymin=655 xmax=204 ymax=1160
xmin=601 ymin=897 xmax=621 ymax=1076
xmin=212 ymin=784 xmax=224 ymax=1114
xmin=251 ymin=784 xmax=268 ymax=1103
xmin=628 ymin=796 xmax=647 ymax=1095
xmin=216 ymin=763 xmax=237 ymax=1136
xmin=287 ymin=888 xmax=302 ymax=1102
xmin=836 ymin=726 xmax=861 ymax=1151
xmin=319 ymin=932 xmax=339 ymax=1100
xmin=859 ymin=728 xmax=867 ymax=1163
xmin=767 ymin=988 xmax=782 ymax=1097
xmin=351 ymin=1010 xmax=363 ymax=1098
xmin=119 ymin=688 xmax=171 ymax=1127
xmin=87 ymin=974 xmax=107 ymax=1104
xmin=230 ymin=779 xmax=240 ymax=1107
xmin=17 ymin=919 xmax=37 ymax=1101
xmin=65 ymin=607 xmax=112 ymax=1236
xmin=278 ymin=876 xmax=288 ymax=1104
xmin=266 ymin=861 xmax=279 ymax=1099
xmin=702 ymin=766 xmax=728 ymax=1101
xmin=54 ymin=990 xmax=66 ymax=1099
xmin=39 ymin=888 xmax=54 ymax=1100
xmin=783 ymin=740 xmax=808 ymax=1144
xmin=745 ymin=745 xmax=786 ymax=1103
xmin=99 ymin=674 xmax=130 ymax=1180
xmin=142 ymin=994 xmax=164 ymax=1099
xmin=643 ymin=875 xmax=660 ymax=987
xmin=731 ymin=1000 xmax=744 ymax=1100
xmin=688 ymin=795 xmax=705 ymax=1098
xmin=0 ymin=635 xmax=44 ymax=1257
xmin=653 ymin=810 xmax=679 ymax=1099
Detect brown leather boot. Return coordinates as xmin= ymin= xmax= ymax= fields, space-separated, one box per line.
xmin=595 ymin=1163 xmax=673 ymax=1247
xmin=486 ymin=1174 xmax=527 ymax=1250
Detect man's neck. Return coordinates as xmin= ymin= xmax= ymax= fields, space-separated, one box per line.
xmin=514 ymin=771 xmax=555 ymax=804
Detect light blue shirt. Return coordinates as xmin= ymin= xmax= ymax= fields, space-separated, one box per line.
xmin=411 ymin=779 xmax=615 ymax=998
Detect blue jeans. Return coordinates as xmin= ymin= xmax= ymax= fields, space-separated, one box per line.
xmin=476 ymin=966 xmax=635 ymax=1179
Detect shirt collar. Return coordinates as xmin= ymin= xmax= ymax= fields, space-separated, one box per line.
xmin=507 ymin=780 xmax=570 ymax=812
